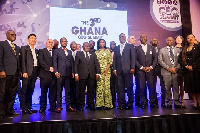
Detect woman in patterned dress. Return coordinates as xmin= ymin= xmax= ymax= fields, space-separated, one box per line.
xmin=95 ymin=39 xmax=113 ymax=109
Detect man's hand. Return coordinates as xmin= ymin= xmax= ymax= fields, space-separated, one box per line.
xmin=113 ymin=70 xmax=117 ymax=76
xmin=23 ymin=73 xmax=28 ymax=78
xmin=71 ymin=73 xmax=74 ymax=78
xmin=146 ymin=67 xmax=152 ymax=73
xmin=49 ymin=67 xmax=54 ymax=73
xmin=171 ymin=68 xmax=177 ymax=74
xmin=141 ymin=67 xmax=147 ymax=72
xmin=96 ymin=75 xmax=100 ymax=80
xmin=75 ymin=75 xmax=79 ymax=81
xmin=130 ymin=69 xmax=135 ymax=74
xmin=55 ymin=73 xmax=61 ymax=78
xmin=0 ymin=71 xmax=6 ymax=78
xmin=187 ymin=65 xmax=193 ymax=71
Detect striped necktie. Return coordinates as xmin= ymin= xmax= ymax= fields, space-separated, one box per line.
xmin=11 ymin=42 xmax=16 ymax=56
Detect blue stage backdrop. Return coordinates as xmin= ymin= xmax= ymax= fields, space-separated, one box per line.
xmin=0 ymin=0 xmax=185 ymax=104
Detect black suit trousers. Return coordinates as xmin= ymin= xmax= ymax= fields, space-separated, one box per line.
xmin=0 ymin=72 xmax=18 ymax=115
xmin=40 ymin=77 xmax=56 ymax=109
xmin=137 ymin=71 xmax=156 ymax=105
xmin=57 ymin=76 xmax=71 ymax=108
xmin=78 ymin=76 xmax=95 ymax=109
xmin=21 ymin=67 xmax=38 ymax=110
xmin=117 ymin=71 xmax=133 ymax=108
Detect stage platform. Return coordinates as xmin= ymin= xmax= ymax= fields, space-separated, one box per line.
xmin=0 ymin=100 xmax=200 ymax=133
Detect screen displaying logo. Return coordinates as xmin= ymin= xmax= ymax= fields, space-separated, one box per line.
xmin=49 ymin=8 xmax=128 ymax=48
xmin=150 ymin=0 xmax=182 ymax=31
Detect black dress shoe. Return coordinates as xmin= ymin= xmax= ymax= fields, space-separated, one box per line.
xmin=39 ymin=108 xmax=46 ymax=113
xmin=126 ymin=106 xmax=133 ymax=110
xmin=135 ymin=102 xmax=140 ymax=106
xmin=150 ymin=104 xmax=156 ymax=108
xmin=96 ymin=107 xmax=103 ymax=110
xmin=141 ymin=104 xmax=145 ymax=109
xmin=161 ymin=103 xmax=166 ymax=108
xmin=174 ymin=104 xmax=182 ymax=108
xmin=117 ymin=106 xmax=125 ymax=110
xmin=104 ymin=107 xmax=112 ymax=110
xmin=90 ymin=107 xmax=96 ymax=111
xmin=48 ymin=108 xmax=57 ymax=112
xmin=78 ymin=108 xmax=84 ymax=111
xmin=193 ymin=106 xmax=198 ymax=110
xmin=166 ymin=105 xmax=172 ymax=108
xmin=30 ymin=109 xmax=38 ymax=113
xmin=7 ymin=112 xmax=20 ymax=115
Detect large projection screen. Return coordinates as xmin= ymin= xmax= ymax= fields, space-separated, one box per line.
xmin=49 ymin=7 xmax=128 ymax=48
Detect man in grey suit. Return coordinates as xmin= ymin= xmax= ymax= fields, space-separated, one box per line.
xmin=158 ymin=37 xmax=182 ymax=108
xmin=113 ymin=33 xmax=135 ymax=110
xmin=0 ymin=30 xmax=21 ymax=117
xmin=135 ymin=33 xmax=157 ymax=109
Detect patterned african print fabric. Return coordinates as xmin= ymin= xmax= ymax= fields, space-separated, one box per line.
xmin=95 ymin=49 xmax=113 ymax=108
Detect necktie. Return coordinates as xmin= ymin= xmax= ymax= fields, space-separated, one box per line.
xmin=11 ymin=42 xmax=16 ymax=56
xmin=169 ymin=47 xmax=174 ymax=61
xmin=86 ymin=52 xmax=90 ymax=62
xmin=49 ymin=49 xmax=52 ymax=57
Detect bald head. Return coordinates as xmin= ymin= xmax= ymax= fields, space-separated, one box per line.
xmin=140 ymin=33 xmax=147 ymax=44
xmin=6 ymin=30 xmax=16 ymax=42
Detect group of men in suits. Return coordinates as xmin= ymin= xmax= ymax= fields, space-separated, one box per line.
xmin=0 ymin=30 xmax=184 ymax=117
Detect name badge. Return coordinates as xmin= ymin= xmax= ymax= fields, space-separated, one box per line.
xmin=150 ymin=51 xmax=152 ymax=54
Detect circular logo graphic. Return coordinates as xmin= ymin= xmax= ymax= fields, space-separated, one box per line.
xmin=150 ymin=0 xmax=182 ymax=31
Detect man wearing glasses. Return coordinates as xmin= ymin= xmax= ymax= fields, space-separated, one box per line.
xmin=0 ymin=30 xmax=21 ymax=117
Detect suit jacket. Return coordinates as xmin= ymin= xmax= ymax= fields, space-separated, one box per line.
xmin=0 ymin=40 xmax=21 ymax=75
xmin=158 ymin=46 xmax=181 ymax=76
xmin=74 ymin=51 xmax=100 ymax=80
xmin=135 ymin=44 xmax=157 ymax=74
xmin=21 ymin=45 xmax=39 ymax=76
xmin=38 ymin=48 xmax=56 ymax=79
xmin=113 ymin=43 xmax=135 ymax=74
xmin=179 ymin=44 xmax=200 ymax=71
xmin=53 ymin=48 xmax=74 ymax=77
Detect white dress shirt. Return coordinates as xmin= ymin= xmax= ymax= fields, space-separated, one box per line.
xmin=141 ymin=43 xmax=147 ymax=55
xmin=62 ymin=47 xmax=68 ymax=56
xmin=120 ymin=42 xmax=126 ymax=55
xmin=29 ymin=45 xmax=38 ymax=67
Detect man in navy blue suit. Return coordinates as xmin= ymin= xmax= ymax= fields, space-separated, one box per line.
xmin=0 ymin=30 xmax=21 ymax=117
xmin=113 ymin=33 xmax=136 ymax=110
xmin=53 ymin=37 xmax=76 ymax=113
xmin=135 ymin=33 xmax=157 ymax=109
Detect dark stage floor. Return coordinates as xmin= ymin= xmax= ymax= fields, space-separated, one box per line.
xmin=0 ymin=99 xmax=200 ymax=124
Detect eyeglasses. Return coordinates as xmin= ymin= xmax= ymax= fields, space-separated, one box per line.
xmin=61 ymin=41 xmax=68 ymax=43
xmin=10 ymin=34 xmax=16 ymax=36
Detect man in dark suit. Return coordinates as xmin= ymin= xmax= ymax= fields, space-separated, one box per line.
xmin=150 ymin=38 xmax=166 ymax=108
xmin=53 ymin=37 xmax=76 ymax=113
xmin=70 ymin=41 xmax=77 ymax=108
xmin=135 ymin=33 xmax=157 ymax=109
xmin=0 ymin=30 xmax=21 ymax=117
xmin=21 ymin=34 xmax=39 ymax=114
xmin=113 ymin=33 xmax=136 ymax=110
xmin=38 ymin=39 xmax=57 ymax=113
xmin=74 ymin=42 xmax=100 ymax=111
